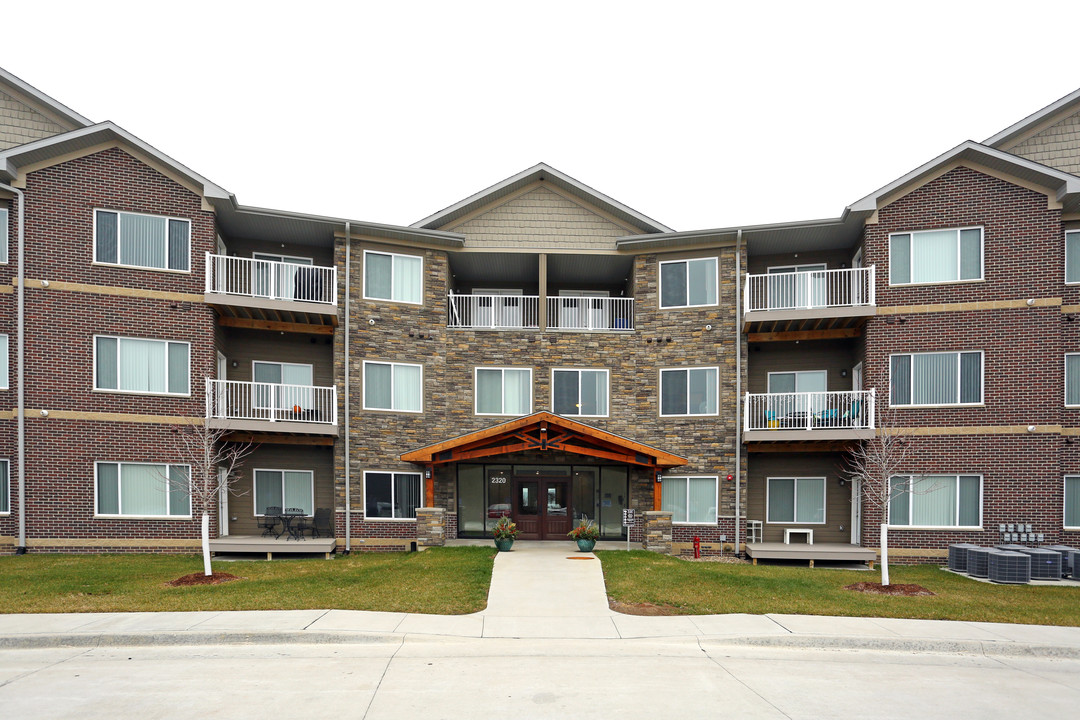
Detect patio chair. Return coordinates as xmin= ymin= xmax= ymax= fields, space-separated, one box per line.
xmin=309 ymin=508 xmax=333 ymax=538
xmin=843 ymin=399 xmax=863 ymax=427
xmin=258 ymin=506 xmax=282 ymax=537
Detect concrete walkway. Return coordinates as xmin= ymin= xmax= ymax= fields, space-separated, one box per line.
xmin=2 ymin=541 xmax=1080 ymax=657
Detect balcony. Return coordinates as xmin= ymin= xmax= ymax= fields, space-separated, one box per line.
xmin=743 ymin=389 xmax=876 ymax=442
xmin=447 ymin=293 xmax=635 ymax=331
xmin=204 ymin=253 xmax=338 ymax=331
xmin=743 ymin=266 xmax=875 ymax=339
xmin=205 ymin=379 xmax=338 ymax=436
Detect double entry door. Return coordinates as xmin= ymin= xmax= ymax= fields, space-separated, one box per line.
xmin=513 ymin=477 xmax=571 ymax=540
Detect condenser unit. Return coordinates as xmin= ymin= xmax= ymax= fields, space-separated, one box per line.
xmin=948 ymin=543 xmax=980 ymax=573
xmin=966 ymin=547 xmax=991 ymax=578
xmin=987 ymin=550 xmax=1031 ymax=584
xmin=1040 ymin=545 xmax=1079 ymax=577
xmin=1009 ymin=547 xmax=1061 ymax=580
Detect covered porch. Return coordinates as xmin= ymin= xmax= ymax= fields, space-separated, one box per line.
xmin=209 ymin=534 xmax=337 ymax=560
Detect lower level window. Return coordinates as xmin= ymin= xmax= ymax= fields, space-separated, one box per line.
xmin=889 ymin=475 xmax=981 ymax=527
xmin=254 ymin=469 xmax=314 ymax=516
xmin=96 ymin=462 xmax=190 ymax=517
xmin=0 ymin=459 xmax=8 ymax=514
xmin=767 ymin=477 xmax=825 ymax=524
xmin=661 ymin=476 xmax=717 ymax=523
xmin=365 ymin=471 xmax=422 ymax=519
xmin=1066 ymin=476 xmax=1080 ymax=529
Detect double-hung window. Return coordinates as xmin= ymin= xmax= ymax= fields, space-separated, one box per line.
xmin=254 ymin=469 xmax=314 ymax=516
xmin=0 ymin=334 xmax=7 ymax=390
xmin=1065 ymin=477 xmax=1080 ymax=529
xmin=0 ymin=459 xmax=8 ymax=514
xmin=552 ymin=369 xmax=608 ymax=417
xmin=0 ymin=206 xmax=8 ymax=263
xmin=364 ymin=250 xmax=422 ymax=304
xmin=1067 ymin=354 xmax=1080 ymax=407
xmin=661 ymin=476 xmax=717 ymax=524
xmin=363 ymin=361 xmax=422 ymax=412
xmin=94 ymin=209 xmax=190 ymax=272
xmin=659 ymin=257 xmax=717 ymax=308
xmin=1067 ymin=232 xmax=1080 ymax=284
xmin=889 ymin=475 xmax=981 ymax=527
xmin=96 ymin=462 xmax=190 ymax=517
xmin=95 ymin=336 xmax=190 ymax=395
xmin=767 ymin=477 xmax=825 ymax=524
xmin=889 ymin=227 xmax=982 ymax=285
xmin=660 ymin=367 xmax=718 ymax=416
xmin=475 ymin=367 xmax=532 ymax=415
xmin=364 ymin=471 xmax=422 ymax=519
xmin=890 ymin=351 xmax=982 ymax=406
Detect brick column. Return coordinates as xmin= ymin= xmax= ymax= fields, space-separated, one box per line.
xmin=416 ymin=508 xmax=446 ymax=548
xmin=643 ymin=510 xmax=673 ymax=554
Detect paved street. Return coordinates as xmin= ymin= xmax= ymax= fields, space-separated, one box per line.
xmin=3 ymin=636 xmax=1080 ymax=719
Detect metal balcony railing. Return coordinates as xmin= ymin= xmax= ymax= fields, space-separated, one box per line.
xmin=206 ymin=378 xmax=338 ymax=425
xmin=743 ymin=389 xmax=876 ymax=432
xmin=744 ymin=266 xmax=875 ymax=314
xmin=545 ymin=296 xmax=634 ymax=331
xmin=205 ymin=253 xmax=337 ymax=305
xmin=447 ymin=293 xmax=540 ymax=329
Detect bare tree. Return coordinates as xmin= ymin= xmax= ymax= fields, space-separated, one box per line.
xmin=163 ymin=420 xmax=255 ymax=576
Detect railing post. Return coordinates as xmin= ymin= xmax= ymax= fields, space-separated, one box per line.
xmin=743 ymin=393 xmax=750 ymax=432
xmin=868 ymin=265 xmax=876 ymax=306
xmin=331 ymin=385 xmax=338 ymax=425
xmin=869 ymin=388 xmax=876 ymax=429
xmin=205 ymin=377 xmax=212 ymax=419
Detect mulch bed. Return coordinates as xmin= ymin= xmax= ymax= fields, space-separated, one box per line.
xmin=166 ymin=572 xmax=242 ymax=587
xmin=608 ymin=597 xmax=681 ymax=616
xmin=844 ymin=582 xmax=935 ymax=596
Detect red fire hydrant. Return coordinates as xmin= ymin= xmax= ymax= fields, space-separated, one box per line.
xmin=693 ymin=536 xmax=701 ymax=560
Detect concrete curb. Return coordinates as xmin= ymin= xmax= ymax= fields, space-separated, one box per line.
xmin=702 ymin=634 xmax=1080 ymax=659
xmin=0 ymin=631 xmax=402 ymax=650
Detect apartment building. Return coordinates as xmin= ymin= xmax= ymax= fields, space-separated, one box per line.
xmin=2 ymin=65 xmax=1079 ymax=563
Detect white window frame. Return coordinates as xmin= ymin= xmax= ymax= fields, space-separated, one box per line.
xmin=93 ymin=335 xmax=191 ymax=397
xmin=888 ymin=226 xmax=983 ymax=286
xmin=474 ymin=367 xmax=533 ymax=416
xmin=362 ymin=360 xmax=423 ymax=413
xmin=0 ymin=334 xmax=7 ymax=390
xmin=0 ymin=458 xmax=8 ymax=515
xmin=92 ymin=208 xmax=192 ymax=273
xmin=887 ymin=474 xmax=983 ymax=529
xmin=1066 ymin=231 xmax=1080 ymax=285
xmin=94 ymin=461 xmax=191 ymax=519
xmin=0 ymin=206 xmax=8 ymax=264
xmin=363 ymin=249 xmax=424 ymax=305
xmin=889 ymin=351 xmax=983 ymax=407
xmin=550 ymin=368 xmax=610 ymax=418
xmin=1065 ymin=476 xmax=1080 ymax=530
xmin=660 ymin=475 xmax=718 ymax=525
xmin=659 ymin=366 xmax=719 ymax=417
xmin=253 ymin=468 xmax=315 ymax=517
xmin=765 ymin=477 xmax=827 ymax=525
xmin=658 ymin=257 xmax=719 ymax=309
xmin=363 ymin=470 xmax=423 ymax=521
xmin=1067 ymin=354 xmax=1080 ymax=408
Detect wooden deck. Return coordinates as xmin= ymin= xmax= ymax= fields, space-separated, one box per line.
xmin=209 ymin=534 xmax=337 ymax=559
xmin=745 ymin=542 xmax=877 ymax=567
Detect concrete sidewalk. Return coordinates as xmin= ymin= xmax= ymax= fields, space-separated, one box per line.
xmin=2 ymin=541 xmax=1080 ymax=657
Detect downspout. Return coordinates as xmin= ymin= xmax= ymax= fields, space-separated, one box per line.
xmin=1 ymin=182 xmax=27 ymax=554
xmin=344 ymin=222 xmax=351 ymax=553
xmin=734 ymin=229 xmax=742 ymax=557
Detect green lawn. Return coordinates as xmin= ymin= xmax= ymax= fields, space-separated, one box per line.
xmin=597 ymin=551 xmax=1080 ymax=626
xmin=0 ymin=547 xmax=494 ymax=615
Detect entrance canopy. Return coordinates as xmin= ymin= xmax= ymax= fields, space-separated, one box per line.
xmin=401 ymin=412 xmax=687 ymax=469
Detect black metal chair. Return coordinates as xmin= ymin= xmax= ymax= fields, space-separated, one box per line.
xmin=309 ymin=508 xmax=333 ymax=538
xmin=258 ymin=506 xmax=282 ymax=537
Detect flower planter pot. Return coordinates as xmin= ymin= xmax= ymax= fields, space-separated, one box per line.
xmin=576 ymin=539 xmax=597 ymax=552
xmin=494 ymin=538 xmax=515 ymax=552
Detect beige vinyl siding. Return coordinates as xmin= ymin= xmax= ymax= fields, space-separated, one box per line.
xmin=746 ymin=454 xmax=852 ymax=544
xmin=451 ymin=187 xmax=630 ymax=250
xmin=748 ymin=340 xmax=858 ymax=394
xmin=221 ymin=329 xmax=334 ymax=387
xmin=0 ymin=89 xmax=68 ymax=150
xmin=228 ymin=446 xmax=335 ymax=536
xmin=1007 ymin=108 xmax=1080 ymax=175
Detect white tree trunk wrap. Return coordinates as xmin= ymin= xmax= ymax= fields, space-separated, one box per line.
xmin=880 ymin=522 xmax=890 ymax=586
xmin=202 ymin=513 xmax=212 ymax=577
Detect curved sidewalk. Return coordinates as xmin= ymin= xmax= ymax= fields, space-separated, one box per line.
xmin=2 ymin=541 xmax=1079 ymax=657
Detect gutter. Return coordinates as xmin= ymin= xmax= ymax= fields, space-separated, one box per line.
xmin=734 ymin=229 xmax=742 ymax=557
xmin=1 ymin=182 xmax=26 ymax=553
xmin=344 ymin=222 xmax=351 ymax=553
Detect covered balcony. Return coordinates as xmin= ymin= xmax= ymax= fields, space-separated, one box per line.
xmin=743 ymin=266 xmax=875 ymax=339
xmin=205 ymin=378 xmax=338 ymax=436
xmin=743 ymin=389 xmax=875 ymax=442
xmin=204 ymin=253 xmax=338 ymax=331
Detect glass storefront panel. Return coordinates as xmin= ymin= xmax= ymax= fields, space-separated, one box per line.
xmin=457 ymin=464 xmax=485 ymax=533
xmin=599 ymin=466 xmax=628 ymax=537
xmin=485 ymin=465 xmax=512 ymax=532
xmin=573 ymin=468 xmax=597 ymax=524
xmin=513 ymin=464 xmax=570 ymax=477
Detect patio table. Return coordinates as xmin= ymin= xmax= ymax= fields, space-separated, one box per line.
xmin=280 ymin=508 xmax=308 ymax=541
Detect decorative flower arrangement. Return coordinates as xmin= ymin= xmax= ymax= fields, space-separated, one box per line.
xmin=567 ymin=516 xmax=600 ymax=541
xmin=492 ymin=515 xmax=518 ymax=540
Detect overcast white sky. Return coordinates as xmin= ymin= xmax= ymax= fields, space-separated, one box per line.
xmin=4 ymin=1 xmax=1078 ymax=232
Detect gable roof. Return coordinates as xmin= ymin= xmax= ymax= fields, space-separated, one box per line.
xmin=0 ymin=67 xmax=93 ymax=130
xmin=985 ymin=86 xmax=1080 ymax=150
xmin=411 ymin=162 xmax=674 ymax=234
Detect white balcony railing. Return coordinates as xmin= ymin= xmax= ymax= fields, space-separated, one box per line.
xmin=743 ymin=266 xmax=875 ymax=314
xmin=545 ymin=296 xmax=634 ymax=331
xmin=743 ymin=389 xmax=875 ymax=432
xmin=447 ymin=294 xmax=540 ymax=329
xmin=206 ymin=378 xmax=338 ymax=425
xmin=205 ymin=253 xmax=337 ymax=306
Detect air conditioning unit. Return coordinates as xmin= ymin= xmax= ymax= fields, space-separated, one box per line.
xmin=966 ymin=547 xmax=992 ymax=578
xmin=1040 ymin=545 xmax=1079 ymax=577
xmin=948 ymin=543 xmax=980 ymax=573
xmin=1009 ymin=547 xmax=1061 ymax=581
xmin=987 ymin=550 xmax=1031 ymax=584
xmin=996 ymin=543 xmax=1029 ymax=552
xmin=1072 ymin=551 xmax=1080 ymax=580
